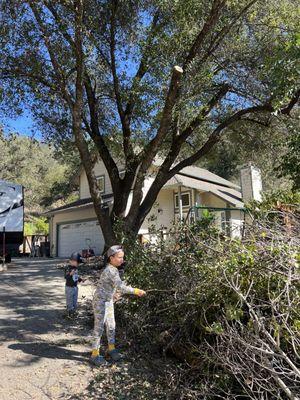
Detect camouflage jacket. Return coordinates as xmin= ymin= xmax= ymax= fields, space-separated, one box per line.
xmin=93 ymin=264 xmax=134 ymax=302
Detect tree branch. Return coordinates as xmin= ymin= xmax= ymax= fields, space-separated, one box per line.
xmin=123 ymin=12 xmax=161 ymax=120
xmin=201 ymin=0 xmax=259 ymax=63
xmin=84 ymin=72 xmax=139 ymax=219
xmin=176 ymin=83 xmax=230 ymax=143
xmin=27 ymin=1 xmax=73 ymax=108
xmin=183 ymin=0 xmax=226 ymax=70
xmin=139 ymin=65 xmax=184 ymax=166
xmin=125 ymin=65 xmax=183 ymax=224
xmin=169 ymin=91 xmax=299 ymax=176
xmin=71 ymin=0 xmax=116 ymax=245
xmin=281 ymin=89 xmax=300 ymax=115
xmin=169 ymin=103 xmax=274 ymax=175
xmin=121 ymin=12 xmax=162 ymax=164
xmin=109 ymin=0 xmax=124 ymax=120
xmin=84 ymin=74 xmax=121 ymax=192
xmin=43 ymin=1 xmax=76 ymax=51
xmin=44 ymin=0 xmax=127 ymax=213
xmin=241 ymin=117 xmax=271 ymax=127
xmin=108 ymin=0 xmax=138 ymax=165
xmin=0 ymin=68 xmax=56 ymax=92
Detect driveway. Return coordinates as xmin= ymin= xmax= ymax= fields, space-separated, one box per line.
xmin=0 ymin=258 xmax=94 ymax=400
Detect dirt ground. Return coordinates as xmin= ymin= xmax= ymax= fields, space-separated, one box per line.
xmin=0 ymin=258 xmax=175 ymax=400
xmin=0 ymin=258 xmax=96 ymax=400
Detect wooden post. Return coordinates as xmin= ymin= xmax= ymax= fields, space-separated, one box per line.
xmin=23 ymin=236 xmax=26 ymax=256
xmin=2 ymin=227 xmax=5 ymax=267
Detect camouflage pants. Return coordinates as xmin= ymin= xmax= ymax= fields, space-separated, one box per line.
xmin=92 ymin=298 xmax=115 ymax=349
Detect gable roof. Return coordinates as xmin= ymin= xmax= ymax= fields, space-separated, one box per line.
xmin=44 ymin=194 xmax=113 ymax=216
xmin=78 ymin=157 xmax=240 ymax=190
xmin=178 ymin=166 xmax=240 ymax=190
xmin=164 ymin=174 xmax=243 ymax=208
xmin=62 ymin=160 xmax=242 ymax=214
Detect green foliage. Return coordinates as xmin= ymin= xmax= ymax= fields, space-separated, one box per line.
xmin=117 ymin=209 xmax=300 ymax=398
xmin=0 ymin=132 xmax=79 ymax=212
xmin=276 ymin=113 xmax=300 ymax=190
xmin=0 ymin=0 xmax=298 ymax=159
xmin=0 ymin=0 xmax=299 ymax=243
xmin=24 ymin=217 xmax=49 ymax=235
xmin=201 ymin=113 xmax=299 ymax=190
xmin=248 ymin=188 xmax=300 ymax=214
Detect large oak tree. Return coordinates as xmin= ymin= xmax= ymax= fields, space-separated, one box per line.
xmin=0 ymin=0 xmax=299 ymax=245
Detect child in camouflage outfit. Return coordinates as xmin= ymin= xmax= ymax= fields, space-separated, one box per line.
xmin=90 ymin=245 xmax=146 ymax=365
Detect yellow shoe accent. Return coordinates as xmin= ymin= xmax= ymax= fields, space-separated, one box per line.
xmin=134 ymin=288 xmax=140 ymax=295
xmin=108 ymin=344 xmax=115 ymax=351
xmin=91 ymin=349 xmax=99 ymax=357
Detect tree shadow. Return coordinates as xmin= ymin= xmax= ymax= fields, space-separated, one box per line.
xmin=0 ymin=258 xmax=90 ymax=343
xmin=7 ymin=340 xmax=89 ymax=366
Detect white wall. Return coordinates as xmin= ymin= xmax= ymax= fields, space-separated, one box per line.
xmin=50 ymin=207 xmax=97 ymax=256
xmin=125 ymin=176 xmax=155 ymax=215
xmin=201 ymin=192 xmax=226 ymax=207
xmin=230 ymin=210 xmax=244 ymax=238
xmin=79 ymin=160 xmax=113 ymax=199
xmin=140 ymin=189 xmax=175 ymax=233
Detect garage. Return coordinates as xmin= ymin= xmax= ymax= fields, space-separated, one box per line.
xmin=57 ymin=219 xmax=104 ymax=257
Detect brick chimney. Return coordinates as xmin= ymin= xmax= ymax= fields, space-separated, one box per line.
xmin=240 ymin=164 xmax=263 ymax=202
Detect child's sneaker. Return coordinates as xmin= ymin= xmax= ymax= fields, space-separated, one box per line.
xmin=107 ymin=349 xmax=122 ymax=362
xmin=65 ymin=311 xmax=72 ymax=319
xmin=90 ymin=354 xmax=108 ymax=366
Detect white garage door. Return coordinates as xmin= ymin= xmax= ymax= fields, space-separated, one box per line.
xmin=58 ymin=219 xmax=104 ymax=257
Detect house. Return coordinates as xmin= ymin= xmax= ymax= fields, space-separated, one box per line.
xmin=46 ymin=161 xmax=262 ymax=258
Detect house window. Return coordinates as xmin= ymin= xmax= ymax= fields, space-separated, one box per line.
xmin=220 ymin=210 xmax=231 ymax=236
xmin=174 ymin=191 xmax=191 ymax=209
xmin=96 ymin=175 xmax=105 ymax=193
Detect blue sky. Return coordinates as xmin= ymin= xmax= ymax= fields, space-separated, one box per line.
xmin=2 ymin=111 xmax=42 ymax=139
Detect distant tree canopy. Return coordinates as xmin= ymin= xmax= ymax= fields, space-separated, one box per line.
xmin=202 ymin=111 xmax=299 ymax=190
xmin=24 ymin=216 xmax=49 ymax=235
xmin=0 ymin=131 xmax=79 ymax=213
xmin=0 ymin=0 xmax=299 ymax=245
xmin=276 ymin=111 xmax=300 ymax=190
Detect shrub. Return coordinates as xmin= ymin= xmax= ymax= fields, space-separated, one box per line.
xmin=117 ymin=210 xmax=300 ymax=399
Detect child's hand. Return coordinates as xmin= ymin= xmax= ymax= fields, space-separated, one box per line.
xmin=113 ymin=292 xmax=122 ymax=302
xmin=136 ymin=289 xmax=146 ymax=297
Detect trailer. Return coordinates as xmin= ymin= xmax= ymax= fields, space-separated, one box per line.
xmin=0 ymin=180 xmax=24 ymax=263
